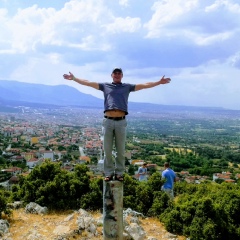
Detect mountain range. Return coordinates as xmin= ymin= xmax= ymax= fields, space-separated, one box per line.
xmin=0 ymin=80 xmax=233 ymax=114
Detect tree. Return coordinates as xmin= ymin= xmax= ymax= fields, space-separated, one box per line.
xmin=135 ymin=182 xmax=153 ymax=215
xmin=123 ymin=174 xmax=138 ymax=209
xmin=58 ymin=145 xmax=66 ymax=151
xmin=80 ymin=178 xmax=102 ymax=210
xmin=128 ymin=165 xmax=135 ymax=176
xmin=91 ymin=156 xmax=98 ymax=164
xmin=215 ymin=178 xmax=224 ymax=184
xmin=147 ymin=172 xmax=165 ymax=192
xmin=14 ymin=161 xmax=91 ymax=210
xmin=0 ymin=190 xmax=12 ymax=218
xmin=160 ymin=182 xmax=240 ymax=240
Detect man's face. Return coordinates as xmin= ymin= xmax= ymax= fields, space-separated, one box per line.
xmin=111 ymin=71 xmax=123 ymax=83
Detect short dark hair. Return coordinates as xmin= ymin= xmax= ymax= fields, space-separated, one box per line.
xmin=112 ymin=68 xmax=123 ymax=74
xmin=143 ymin=162 xmax=147 ymax=166
xmin=164 ymin=162 xmax=170 ymax=168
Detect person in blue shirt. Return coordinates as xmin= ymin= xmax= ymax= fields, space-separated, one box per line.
xmin=138 ymin=162 xmax=148 ymax=181
xmin=63 ymin=68 xmax=171 ymax=182
xmin=161 ymin=162 xmax=176 ymax=199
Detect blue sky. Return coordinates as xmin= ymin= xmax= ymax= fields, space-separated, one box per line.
xmin=0 ymin=0 xmax=240 ymax=110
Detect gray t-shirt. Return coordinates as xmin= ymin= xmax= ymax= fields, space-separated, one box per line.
xmin=99 ymin=82 xmax=135 ymax=115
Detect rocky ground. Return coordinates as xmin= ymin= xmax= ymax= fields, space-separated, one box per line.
xmin=1 ymin=206 xmax=186 ymax=240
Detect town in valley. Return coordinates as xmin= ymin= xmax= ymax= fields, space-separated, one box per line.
xmin=0 ymin=105 xmax=240 ymax=188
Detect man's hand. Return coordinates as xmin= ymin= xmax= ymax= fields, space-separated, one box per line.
xmin=159 ymin=75 xmax=171 ymax=84
xmin=63 ymin=72 xmax=74 ymax=80
xmin=62 ymin=72 xmax=99 ymax=90
xmin=135 ymin=75 xmax=171 ymax=91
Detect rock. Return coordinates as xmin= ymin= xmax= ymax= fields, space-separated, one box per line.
xmin=1 ymin=205 xmax=182 ymax=240
xmin=78 ymin=208 xmax=92 ymax=217
xmin=123 ymin=231 xmax=132 ymax=240
xmin=123 ymin=208 xmax=144 ymax=218
xmin=130 ymin=216 xmax=140 ymax=224
xmin=25 ymin=229 xmax=46 ymax=240
xmin=96 ymin=216 xmax=103 ymax=226
xmin=124 ymin=222 xmax=146 ymax=240
xmin=53 ymin=225 xmax=71 ymax=235
xmin=167 ymin=233 xmax=178 ymax=239
xmin=88 ymin=222 xmax=97 ymax=235
xmin=7 ymin=201 xmax=23 ymax=209
xmin=77 ymin=216 xmax=95 ymax=230
xmin=147 ymin=237 xmax=158 ymax=240
xmin=25 ymin=202 xmax=48 ymax=215
xmin=64 ymin=213 xmax=74 ymax=222
xmin=0 ymin=220 xmax=9 ymax=236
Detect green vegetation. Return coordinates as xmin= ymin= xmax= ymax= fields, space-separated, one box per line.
xmin=0 ymin=157 xmax=240 ymax=239
xmin=0 ymin=189 xmax=12 ymax=218
xmin=12 ymin=161 xmax=92 ymax=210
xmin=126 ymin=116 xmax=240 ymax=177
xmin=1 ymin=109 xmax=240 ymax=239
xmin=160 ymin=182 xmax=240 ymax=240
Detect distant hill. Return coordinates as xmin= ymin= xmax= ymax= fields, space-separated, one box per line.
xmin=0 ymin=80 xmax=235 ymax=114
xmin=0 ymin=80 xmax=103 ymax=108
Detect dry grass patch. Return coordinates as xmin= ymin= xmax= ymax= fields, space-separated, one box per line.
xmin=4 ymin=209 xmax=186 ymax=240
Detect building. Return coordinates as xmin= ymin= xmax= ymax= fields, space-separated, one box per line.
xmin=97 ymin=159 xmax=104 ymax=172
xmin=2 ymin=167 xmax=22 ymax=176
xmin=31 ymin=137 xmax=39 ymax=145
xmin=27 ymin=158 xmax=43 ymax=169
xmin=40 ymin=151 xmax=54 ymax=161
xmin=79 ymin=156 xmax=91 ymax=164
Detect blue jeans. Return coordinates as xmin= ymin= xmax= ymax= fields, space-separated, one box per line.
xmin=102 ymin=118 xmax=127 ymax=176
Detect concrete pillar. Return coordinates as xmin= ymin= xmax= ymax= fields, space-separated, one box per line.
xmin=103 ymin=180 xmax=123 ymax=240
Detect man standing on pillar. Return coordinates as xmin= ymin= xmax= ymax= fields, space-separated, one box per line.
xmin=63 ymin=68 xmax=171 ymax=182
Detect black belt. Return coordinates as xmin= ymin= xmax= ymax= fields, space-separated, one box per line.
xmin=104 ymin=116 xmax=125 ymax=121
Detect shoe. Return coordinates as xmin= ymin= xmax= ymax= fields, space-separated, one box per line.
xmin=104 ymin=175 xmax=114 ymax=181
xmin=115 ymin=174 xmax=124 ymax=182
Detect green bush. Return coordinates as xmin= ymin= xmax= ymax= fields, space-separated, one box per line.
xmin=80 ymin=178 xmax=102 ymax=210
xmin=148 ymin=191 xmax=170 ymax=216
xmin=14 ymin=161 xmax=91 ymax=210
xmin=0 ymin=190 xmax=12 ymax=218
xmin=160 ymin=183 xmax=240 ymax=240
xmin=10 ymin=161 xmax=240 ymax=240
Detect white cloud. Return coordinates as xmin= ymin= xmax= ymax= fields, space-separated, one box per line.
xmin=205 ymin=0 xmax=223 ymax=12
xmin=228 ymin=51 xmax=240 ymax=68
xmin=205 ymin=0 xmax=240 ymax=13
xmin=10 ymin=55 xmax=67 ymax=85
xmin=103 ymin=16 xmax=141 ymax=33
xmin=68 ymin=35 xmax=111 ymax=51
xmin=0 ymin=0 xmax=143 ymax=54
xmin=56 ymin=0 xmax=107 ymax=23
xmin=186 ymin=30 xmax=233 ymax=46
xmin=1 ymin=0 xmax=112 ymax=53
xmin=3 ymin=5 xmax=56 ymax=52
xmin=1 ymin=0 xmax=240 ymax=110
xmin=168 ymin=60 xmax=240 ymax=109
xmin=0 ymin=8 xmax=7 ymax=17
xmin=144 ymin=0 xmax=240 ymax=48
xmin=119 ymin=0 xmax=129 ymax=7
xmin=144 ymin=0 xmax=198 ymax=38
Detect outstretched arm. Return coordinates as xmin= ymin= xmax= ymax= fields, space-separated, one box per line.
xmin=135 ymin=75 xmax=171 ymax=91
xmin=63 ymin=72 xmax=99 ymax=90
